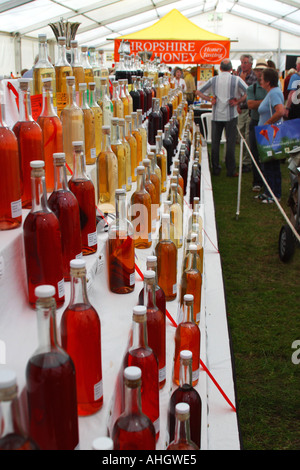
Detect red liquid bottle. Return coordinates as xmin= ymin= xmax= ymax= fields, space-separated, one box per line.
xmin=68 ymin=141 xmax=97 ymax=255
xmin=138 ymin=255 xmax=166 ymax=323
xmin=26 ymin=285 xmax=79 ymax=450
xmin=148 ymin=98 xmax=160 ymax=145
xmin=112 ymin=366 xmax=156 ymax=450
xmin=173 ymin=294 xmax=200 ymax=387
xmin=0 ymin=92 xmax=22 ymax=230
xmin=168 ymin=350 xmax=202 ymax=448
xmin=12 ymin=78 xmax=43 ymax=209
xmin=37 ymin=77 xmax=63 ymax=193
xmin=61 ymin=259 xmax=103 ymax=416
xmin=155 ymin=213 xmax=177 ymax=302
xmin=167 ymin=403 xmax=199 ymax=450
xmin=48 ymin=153 xmax=82 ymax=281
xmin=23 ymin=161 xmax=65 ymax=307
xmin=0 ymin=369 xmax=39 ymax=450
xmin=123 ymin=306 xmax=160 ymax=439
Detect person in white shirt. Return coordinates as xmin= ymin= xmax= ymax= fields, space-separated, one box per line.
xmin=174 ymin=67 xmax=187 ymax=92
xmin=196 ymin=59 xmax=248 ymax=176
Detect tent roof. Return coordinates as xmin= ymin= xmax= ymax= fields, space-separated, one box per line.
xmin=117 ymin=9 xmax=229 ymax=41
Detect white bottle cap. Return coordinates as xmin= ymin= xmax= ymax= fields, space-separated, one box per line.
xmin=72 ymin=141 xmax=84 ymax=146
xmin=35 ymin=285 xmax=55 ymax=298
xmin=30 ymin=160 xmax=45 ymax=169
xmin=189 ymin=244 xmax=198 ymax=251
xmin=124 ymin=366 xmax=141 ymax=381
xmin=161 ymin=213 xmax=170 ymax=219
xmin=180 ymin=350 xmax=193 ymax=360
xmin=175 ymin=402 xmax=190 ymax=415
xmin=70 ymin=259 xmax=86 ymax=269
xmin=143 ymin=270 xmax=155 ymax=279
xmin=133 ymin=305 xmax=147 ymax=316
xmin=0 ymin=369 xmax=17 ymax=389
xmin=184 ymin=294 xmax=194 ymax=302
xmin=92 ymin=437 xmax=114 ymax=450
xmin=53 ymin=153 xmax=65 ymax=160
xmin=147 ymin=255 xmax=157 ymax=263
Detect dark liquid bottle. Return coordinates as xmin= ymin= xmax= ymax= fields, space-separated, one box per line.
xmin=163 ymin=123 xmax=174 ymax=175
xmin=48 ymin=153 xmax=82 ymax=281
xmin=112 ymin=366 xmax=156 ymax=450
xmin=167 ymin=402 xmax=199 ymax=450
xmin=68 ymin=141 xmax=97 ymax=255
xmin=168 ymin=350 xmax=202 ymax=448
xmin=148 ymin=98 xmax=160 ymax=145
xmin=23 ymin=161 xmax=65 ymax=307
xmin=189 ymin=162 xmax=201 ymax=205
xmin=61 ymin=259 xmax=103 ymax=416
xmin=136 ymin=77 xmax=146 ymax=120
xmin=130 ymin=76 xmax=141 ymax=112
xmin=179 ymin=148 xmax=188 ymax=195
xmin=26 ymin=285 xmax=79 ymax=450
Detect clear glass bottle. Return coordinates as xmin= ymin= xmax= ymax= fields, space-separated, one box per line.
xmin=70 ymin=40 xmax=85 ymax=94
xmin=55 ymin=36 xmax=72 ymax=116
xmin=155 ymin=134 xmax=167 ymax=193
xmin=97 ymin=126 xmax=118 ymax=215
xmin=68 ymin=141 xmax=97 ymax=255
xmin=33 ymin=34 xmax=56 ymax=103
xmin=143 ymin=158 xmax=157 ymax=233
xmin=61 ymin=259 xmax=103 ymax=416
xmin=169 ymin=176 xmax=183 ymax=212
xmin=131 ymin=111 xmax=143 ymax=167
xmin=166 ymin=403 xmax=199 ymax=450
xmin=23 ymin=161 xmax=65 ymax=307
xmin=112 ymin=81 xmax=124 ymax=118
xmin=170 ymin=183 xmax=183 ymax=249
xmin=173 ymin=161 xmax=184 ymax=196
xmin=180 ymin=245 xmax=202 ymax=325
xmin=26 ymin=285 xmax=79 ymax=450
xmin=115 ymin=52 xmax=128 ymax=82
xmin=12 ymin=78 xmax=43 ymax=208
xmin=111 ymin=117 xmax=126 ymax=191
xmin=81 ymin=45 xmax=94 ymax=86
xmin=125 ymin=115 xmax=137 ymax=183
xmin=138 ymin=255 xmax=166 ymax=320
xmin=47 ymin=153 xmax=82 ymax=281
xmin=123 ymin=307 xmax=160 ymax=439
xmin=60 ymin=76 xmax=84 ymax=172
xmin=168 ymin=350 xmax=202 ymax=449
xmin=88 ymin=81 xmax=103 ymax=157
xmin=98 ymin=49 xmax=110 ymax=89
xmin=0 ymin=369 xmax=39 ymax=450
xmin=112 ymin=366 xmax=156 ymax=450
xmin=79 ymin=82 xmax=96 ymax=165
xmin=155 ymin=213 xmax=177 ymax=301
xmin=108 ymin=188 xmax=135 ymax=294
xmin=37 ymin=78 xmax=63 ymax=192
xmin=99 ymin=77 xmax=113 ymax=127
xmin=0 ymin=90 xmax=22 ymax=230
xmin=137 ymin=109 xmax=147 ymax=161
xmin=129 ymin=166 xmax=151 ymax=249
xmin=118 ymin=118 xmax=132 ymax=191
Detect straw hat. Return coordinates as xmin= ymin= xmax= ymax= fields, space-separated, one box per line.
xmin=254 ymin=59 xmax=268 ymax=69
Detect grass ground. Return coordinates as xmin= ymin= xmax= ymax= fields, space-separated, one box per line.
xmin=208 ymin=144 xmax=300 ymax=450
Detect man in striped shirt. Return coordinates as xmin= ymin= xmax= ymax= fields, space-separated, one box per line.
xmin=197 ymin=59 xmax=248 ymax=176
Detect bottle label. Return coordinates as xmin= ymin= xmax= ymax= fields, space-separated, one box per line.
xmin=192 ymin=368 xmax=199 ymax=382
xmin=90 ymin=148 xmax=96 ymax=159
xmin=11 ymin=199 xmax=22 ymax=218
xmin=58 ymin=278 xmax=65 ymax=298
xmin=159 ymin=366 xmax=166 ymax=382
xmin=94 ymin=379 xmax=103 ymax=401
xmin=130 ymin=272 xmax=135 ymax=286
xmin=88 ymin=231 xmax=97 ymax=247
xmin=173 ymin=283 xmax=177 ymax=294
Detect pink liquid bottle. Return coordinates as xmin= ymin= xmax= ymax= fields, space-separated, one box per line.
xmin=112 ymin=366 xmax=156 ymax=450
xmin=167 ymin=403 xmax=199 ymax=450
xmin=61 ymin=259 xmax=103 ymax=416
xmin=48 ymin=153 xmax=82 ymax=281
xmin=23 ymin=161 xmax=65 ymax=307
xmin=123 ymin=306 xmax=160 ymax=440
xmin=25 ymin=285 xmax=79 ymax=450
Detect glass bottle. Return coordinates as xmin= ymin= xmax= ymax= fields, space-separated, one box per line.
xmin=33 ymin=34 xmax=56 ymax=102
xmin=138 ymin=255 xmax=166 ymax=320
xmin=125 ymin=115 xmax=137 ymax=183
xmin=37 ymin=78 xmax=63 ymax=192
xmin=0 ymin=369 xmax=39 ymax=450
xmin=115 ymin=53 xmax=128 ymax=81
xmin=98 ymin=49 xmax=110 ymax=92
xmin=111 ymin=118 xmax=126 ymax=191
xmin=55 ymin=36 xmax=72 ymax=116
xmin=137 ymin=109 xmax=147 ymax=161
xmin=155 ymin=135 xmax=167 ymax=194
xmin=61 ymin=259 xmax=103 ymax=416
xmin=131 ymin=112 xmax=143 ymax=167
xmin=48 ymin=153 xmax=82 ymax=281
xmin=143 ymin=158 xmax=157 ymax=234
xmin=172 ymin=168 xmax=184 ymax=205
xmin=155 ymin=213 xmax=177 ymax=301
xmin=79 ymin=82 xmax=96 ymax=165
xmin=13 ymin=78 xmax=43 ymax=208
xmin=124 ymin=79 xmax=133 ymax=114
xmin=99 ymin=77 xmax=113 ymax=127
xmin=144 ymin=77 xmax=153 ymax=117
xmin=130 ymin=76 xmax=141 ymax=112
xmin=148 ymin=151 xmax=161 ymax=220
xmin=173 ymin=160 xmax=184 ymax=195
xmin=160 ymin=95 xmax=169 ymax=128
xmin=112 ymin=81 xmax=124 ymax=118
xmin=170 ymin=183 xmax=183 ymax=249
xmin=136 ymin=77 xmax=146 ymax=120
xmin=141 ymin=270 xmax=166 ymax=389
xmin=190 ymin=162 xmax=201 ymax=205
xmin=119 ymin=79 xmax=129 ymax=117
xmin=118 ymin=118 xmax=132 ymax=191
xmin=179 ymin=147 xmax=188 ymax=195
xmin=88 ymin=81 xmax=102 ymax=158
xmin=70 ymin=40 xmax=85 ymax=95
xmin=81 ymin=45 xmax=94 ymax=86
xmin=26 ymin=285 xmax=79 ymax=450
xmin=163 ymin=124 xmax=174 ymax=175
xmin=68 ymin=141 xmax=97 ymax=255
xmin=97 ymin=126 xmax=119 ymax=215
xmin=108 ymin=189 xmax=135 ymax=294
xmin=23 ymin=161 xmax=65 ymax=307
xmin=129 ymin=166 xmax=151 ymax=249
xmin=123 ymin=306 xmax=160 ymax=439
xmin=168 ymin=350 xmax=202 ymax=448
xmin=180 ymin=245 xmax=202 ymax=325
xmin=112 ymin=366 xmax=156 ymax=450
xmin=0 ymin=91 xmax=22 ymax=230
xmin=60 ymin=76 xmax=84 ymax=172
xmin=156 ymin=77 xmax=164 ymax=106
xmin=166 ymin=403 xmax=199 ymax=450
xmin=148 ymin=98 xmax=160 ymax=145
xmin=173 ymin=295 xmax=200 ymax=386
xmin=183 ymin=223 xmax=203 ymax=275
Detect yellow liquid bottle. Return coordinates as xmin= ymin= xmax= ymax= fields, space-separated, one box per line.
xmin=124 ymin=79 xmax=133 ymax=114
xmin=131 ymin=112 xmax=143 ymax=167
xmin=170 ymin=183 xmax=183 ymax=249
xmin=89 ymin=82 xmax=102 ymax=158
xmin=33 ymin=34 xmax=56 ymax=105
xmin=155 ymin=135 xmax=167 ymax=193
xmin=136 ymin=109 xmax=147 ymax=161
xmin=81 ymin=45 xmax=94 ymax=88
xmin=97 ymin=126 xmax=118 ymax=215
xmin=119 ymin=79 xmax=129 ymax=117
xmin=55 ymin=36 xmax=72 ymax=116
xmin=79 ymin=83 xmax=96 ymax=165
xmin=112 ymin=81 xmax=124 ymax=118
xmin=125 ymin=115 xmax=137 ymax=183
xmin=111 ymin=118 xmax=127 ymax=191
xmin=70 ymin=40 xmax=85 ymax=96
xmin=119 ymin=118 xmax=132 ymax=192
xmin=129 ymin=166 xmax=152 ymax=249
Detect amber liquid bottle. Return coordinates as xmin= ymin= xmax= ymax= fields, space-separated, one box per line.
xmin=70 ymin=40 xmax=85 ymax=95
xmin=143 ymin=158 xmax=157 ymax=234
xmin=60 ymin=76 xmax=84 ymax=172
xmin=111 ymin=117 xmax=127 ymax=191
xmin=79 ymin=82 xmax=96 ymax=165
xmin=155 ymin=135 xmax=167 ymax=194
xmin=125 ymin=115 xmax=137 ymax=183
xmin=112 ymin=81 xmax=124 ymax=118
xmin=131 ymin=112 xmax=143 ymax=167
xmin=119 ymin=79 xmax=129 ymax=117
xmin=148 ymin=151 xmax=161 ymax=217
xmin=180 ymin=245 xmax=202 ymax=325
xmin=167 ymin=403 xmax=199 ymax=450
xmin=37 ymin=78 xmax=63 ymax=193
xmin=173 ymin=294 xmax=200 ymax=387
xmin=33 ymin=34 xmax=56 ymax=104
xmin=13 ymin=78 xmax=43 ymax=208
xmin=23 ymin=161 xmax=65 ymax=307
xmin=47 ymin=153 xmax=82 ymax=281
xmin=55 ymin=36 xmax=72 ymax=116
xmin=112 ymin=366 xmax=156 ymax=450
xmin=118 ymin=118 xmax=132 ymax=191
xmin=155 ymin=213 xmax=177 ymax=301
xmin=89 ymin=81 xmax=103 ymax=158
xmin=168 ymin=350 xmax=202 ymax=448
xmin=68 ymin=141 xmax=97 ymax=255
xmin=129 ymin=166 xmax=152 ymax=249
xmin=97 ymin=126 xmax=119 ymax=215
xmin=108 ymin=189 xmax=135 ymax=294
xmin=61 ymin=259 xmax=103 ymax=416
xmin=81 ymin=45 xmax=94 ymax=87
xmin=26 ymin=285 xmax=79 ymax=450
xmin=170 ymin=183 xmax=183 ymax=249
xmin=0 ymin=94 xmax=22 ymax=230
xmin=137 ymin=109 xmax=147 ymax=161
xmin=123 ymin=306 xmax=160 ymax=439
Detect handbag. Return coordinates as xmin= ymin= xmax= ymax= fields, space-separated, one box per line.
xmin=255 ymin=118 xmax=300 ymax=163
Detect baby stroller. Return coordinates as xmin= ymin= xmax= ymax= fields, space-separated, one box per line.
xmin=278 ymin=146 xmax=300 ymax=262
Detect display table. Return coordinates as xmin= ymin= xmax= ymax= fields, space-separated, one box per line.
xmin=0 ymin=139 xmax=241 ymax=450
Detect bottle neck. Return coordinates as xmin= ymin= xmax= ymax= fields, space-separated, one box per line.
xmin=115 ymin=194 xmax=127 ymax=221
xmin=79 ymin=88 xmax=89 ymax=109
xmin=89 ymin=89 xmax=97 ymax=108
xmin=102 ymin=131 xmax=112 ymax=151
xmin=72 ymin=148 xmax=86 ymax=179
xmin=136 ymin=172 xmax=145 ymax=191
xmin=124 ymin=380 xmax=142 ymax=416
xmin=161 ymin=217 xmax=171 ymax=241
xmin=19 ymin=88 xmax=33 ymax=121
xmin=131 ymin=315 xmax=149 ymax=350
xmin=35 ymin=297 xmax=59 ymax=352
xmin=37 ymin=41 xmax=50 ymax=66
xmin=119 ymin=123 xmax=125 ymax=142
xmin=112 ymin=84 xmax=119 ymax=100
xmin=173 ymin=413 xmax=192 ymax=445
xmin=66 ymin=83 xmax=77 ymax=107
xmin=71 ymin=46 xmax=82 ymax=67
xmin=111 ymin=123 xmax=120 ymax=145
xmin=56 ymin=43 xmax=69 ymax=66
xmin=54 ymin=163 xmax=68 ymax=191
xmin=40 ymin=87 xmax=56 ymax=117
xmin=143 ymin=280 xmax=157 ymax=309
xmin=31 ymin=170 xmax=49 ymax=212
xmin=179 ymin=359 xmax=193 ymax=387
xmin=69 ymin=269 xmax=90 ymax=307
xmin=125 ymin=119 xmax=132 ymax=138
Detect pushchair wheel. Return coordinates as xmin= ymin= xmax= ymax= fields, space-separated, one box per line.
xmin=278 ymin=224 xmax=295 ymax=262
